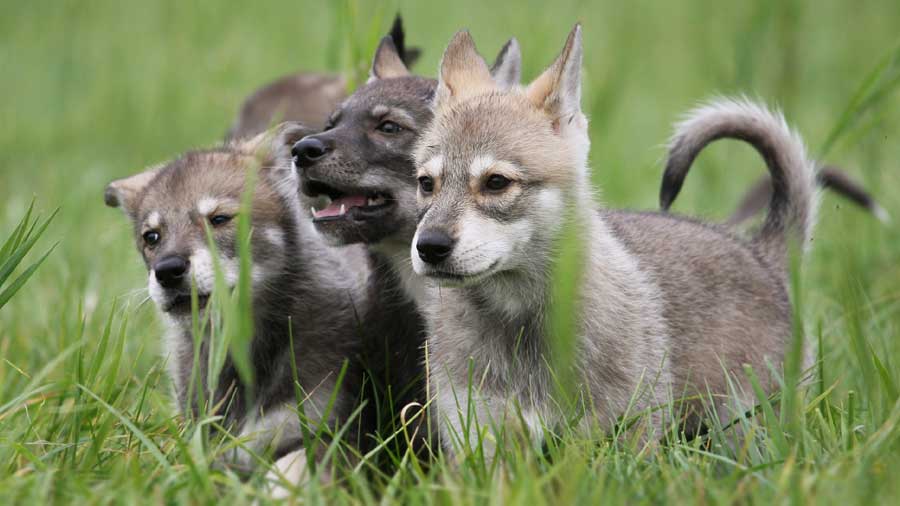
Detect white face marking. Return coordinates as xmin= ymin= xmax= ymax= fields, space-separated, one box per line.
xmin=455 ymin=209 xmax=532 ymax=273
xmin=196 ymin=197 xmax=218 ymax=216
xmin=146 ymin=211 xmax=161 ymax=229
xmin=148 ymin=271 xmax=166 ymax=307
xmin=372 ymin=104 xmax=415 ymax=125
xmin=390 ymin=108 xmax=415 ymax=125
xmin=468 ymin=155 xmax=496 ymax=180
xmin=420 ymin=155 xmax=443 ymax=178
xmin=412 ymin=188 xmax=561 ymax=288
xmin=188 ymin=247 xmax=235 ymax=294
xmin=411 ymin=208 xmax=532 ymax=278
xmin=263 ymin=227 xmax=285 ymax=249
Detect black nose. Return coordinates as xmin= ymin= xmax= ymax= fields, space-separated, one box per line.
xmin=154 ymin=256 xmax=189 ymax=289
xmin=291 ymin=137 xmax=329 ymax=167
xmin=416 ymin=230 xmax=455 ymax=265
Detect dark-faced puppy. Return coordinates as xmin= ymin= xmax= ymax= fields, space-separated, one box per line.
xmin=293 ymin=35 xmax=522 ymax=301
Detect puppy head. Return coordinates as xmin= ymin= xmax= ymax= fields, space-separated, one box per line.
xmin=106 ymin=123 xmax=310 ymax=316
xmin=411 ymin=26 xmax=588 ymax=283
xmin=294 ymin=34 xmax=523 ymax=248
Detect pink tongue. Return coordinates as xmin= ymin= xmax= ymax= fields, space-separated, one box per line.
xmin=313 ymin=195 xmax=367 ymax=219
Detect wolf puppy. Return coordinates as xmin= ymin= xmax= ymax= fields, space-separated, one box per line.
xmin=226 ymin=15 xmax=420 ymax=141
xmin=105 ymin=124 xmax=399 ymax=492
xmin=411 ymin=27 xmax=818 ymax=456
xmin=292 ymin=35 xmax=521 ymax=304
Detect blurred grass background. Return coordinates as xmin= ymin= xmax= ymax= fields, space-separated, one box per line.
xmin=1 ymin=0 xmax=899 ymax=503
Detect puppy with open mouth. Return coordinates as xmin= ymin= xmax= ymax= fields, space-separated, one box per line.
xmin=291 ymin=34 xmax=522 ymax=302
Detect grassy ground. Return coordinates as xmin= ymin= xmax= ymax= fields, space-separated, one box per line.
xmin=2 ymin=0 xmax=899 ymax=504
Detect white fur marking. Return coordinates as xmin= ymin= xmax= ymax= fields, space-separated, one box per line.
xmin=420 ymin=155 xmax=444 ymax=178
xmin=148 ymin=271 xmax=166 ymax=307
xmin=146 ymin=211 xmax=161 ymax=229
xmin=263 ymin=227 xmax=285 ymax=248
xmin=197 ymin=197 xmax=218 ymax=216
xmin=468 ymin=155 xmax=496 ymax=179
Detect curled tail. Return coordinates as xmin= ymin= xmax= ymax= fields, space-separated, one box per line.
xmin=660 ymin=98 xmax=819 ymax=259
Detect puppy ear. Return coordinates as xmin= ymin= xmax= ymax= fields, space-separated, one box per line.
xmin=104 ymin=164 xmax=164 ymax=219
xmin=368 ymin=36 xmax=411 ymax=83
xmin=243 ymin=121 xmax=314 ymax=164
xmin=525 ymin=24 xmax=583 ymax=120
xmin=272 ymin=121 xmax=315 ymax=154
xmin=434 ymin=30 xmax=496 ymax=108
xmin=389 ymin=13 xmax=422 ymax=68
xmin=489 ymin=38 xmax=521 ymax=90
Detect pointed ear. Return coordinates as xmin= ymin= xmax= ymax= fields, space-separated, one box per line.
xmin=104 ymin=164 xmax=164 ymax=219
xmin=368 ymin=36 xmax=411 ymax=83
xmin=389 ymin=13 xmax=422 ymax=68
xmin=243 ymin=121 xmax=315 ymax=164
xmin=489 ymin=38 xmax=521 ymax=90
xmin=525 ymin=24 xmax=583 ymax=119
xmin=434 ymin=30 xmax=496 ymax=108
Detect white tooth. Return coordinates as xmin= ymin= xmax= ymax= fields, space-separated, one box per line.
xmin=340 ymin=204 xmax=346 ymax=215
xmin=367 ymin=197 xmax=375 ymax=206
xmin=310 ymin=206 xmax=317 ymax=215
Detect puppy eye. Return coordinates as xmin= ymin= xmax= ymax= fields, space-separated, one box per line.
xmin=376 ymin=121 xmax=402 ymax=134
xmin=484 ymin=174 xmax=512 ymax=192
xmin=418 ymin=176 xmax=434 ymax=195
xmin=209 ymin=215 xmax=232 ymax=226
xmin=143 ymin=230 xmax=161 ymax=246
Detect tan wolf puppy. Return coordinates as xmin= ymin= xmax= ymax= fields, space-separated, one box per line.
xmin=104 ymin=123 xmax=419 ymax=494
xmin=411 ymin=27 xmax=818 ymax=457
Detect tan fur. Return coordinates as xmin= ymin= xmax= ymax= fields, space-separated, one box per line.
xmin=370 ymin=36 xmax=412 ymax=81
xmin=413 ymin=26 xmax=817 ymax=459
xmin=433 ymin=31 xmax=498 ymax=109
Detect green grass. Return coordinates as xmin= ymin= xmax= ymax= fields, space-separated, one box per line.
xmin=2 ymin=0 xmax=899 ymax=503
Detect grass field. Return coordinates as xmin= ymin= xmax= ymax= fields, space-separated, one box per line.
xmin=2 ymin=1 xmax=899 ymax=503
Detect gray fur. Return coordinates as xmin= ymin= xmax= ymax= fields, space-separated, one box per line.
xmin=661 ymin=98 xmax=819 ymax=265
xmin=295 ymin=38 xmax=523 ymax=293
xmin=412 ymin=27 xmax=818 ymax=457
xmin=104 ymin=123 xmax=422 ymax=478
xmin=225 ymin=14 xmax=421 ymax=141
xmin=226 ymin=73 xmax=347 ymax=140
xmin=291 ymin=39 xmax=525 ymax=452
xmin=722 ymin=166 xmax=889 ymax=226
xmin=489 ymin=38 xmax=522 ymax=90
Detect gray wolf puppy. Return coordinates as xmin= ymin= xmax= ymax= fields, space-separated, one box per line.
xmin=410 ymin=27 xmax=818 ymax=456
xmin=292 ymin=34 xmax=521 ymax=304
xmin=226 ymin=15 xmax=421 ymax=141
xmin=290 ymin=33 xmax=521 ymax=454
xmin=104 ymin=123 xmax=412 ymax=491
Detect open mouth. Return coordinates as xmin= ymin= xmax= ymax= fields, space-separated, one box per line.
xmin=302 ymin=180 xmax=394 ymax=222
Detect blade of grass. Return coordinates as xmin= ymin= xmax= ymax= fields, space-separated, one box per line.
xmin=76 ymin=383 xmax=172 ymax=472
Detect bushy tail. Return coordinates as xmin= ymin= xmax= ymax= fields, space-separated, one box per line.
xmin=725 ymin=165 xmax=890 ymax=226
xmin=660 ymin=97 xmax=819 ymax=261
